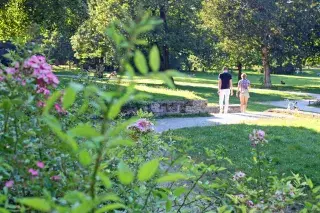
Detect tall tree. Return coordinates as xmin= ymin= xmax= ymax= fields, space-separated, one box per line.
xmin=0 ymin=0 xmax=33 ymax=42
xmin=202 ymin=0 xmax=285 ymax=87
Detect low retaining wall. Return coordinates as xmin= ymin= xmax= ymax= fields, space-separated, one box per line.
xmin=122 ymin=100 xmax=241 ymax=116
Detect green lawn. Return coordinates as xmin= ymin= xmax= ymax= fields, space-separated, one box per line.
xmin=56 ymin=68 xmax=320 ymax=112
xmin=162 ymin=116 xmax=320 ymax=183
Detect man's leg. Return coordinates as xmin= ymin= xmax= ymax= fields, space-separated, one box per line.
xmin=224 ymin=89 xmax=231 ymax=114
xmin=219 ymin=90 xmax=225 ymax=113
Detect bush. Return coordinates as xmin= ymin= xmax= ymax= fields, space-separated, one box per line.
xmin=271 ymin=63 xmax=296 ymax=75
xmin=0 ymin=15 xmax=319 ymax=212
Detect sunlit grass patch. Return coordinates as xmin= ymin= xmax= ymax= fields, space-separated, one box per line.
xmin=162 ymin=116 xmax=320 ymax=183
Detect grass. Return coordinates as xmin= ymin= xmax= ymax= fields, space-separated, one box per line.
xmin=162 ymin=116 xmax=320 ymax=183
xmin=56 ymin=68 xmax=320 ymax=113
xmin=163 ymin=117 xmax=320 ymax=183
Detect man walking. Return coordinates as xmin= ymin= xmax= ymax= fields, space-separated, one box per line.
xmin=218 ymin=67 xmax=233 ymax=114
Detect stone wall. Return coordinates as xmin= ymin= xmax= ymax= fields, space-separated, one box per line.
xmin=122 ymin=100 xmax=241 ymax=116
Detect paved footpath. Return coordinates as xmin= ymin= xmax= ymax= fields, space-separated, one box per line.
xmin=155 ymin=112 xmax=291 ymax=133
xmin=262 ymin=92 xmax=320 ymax=114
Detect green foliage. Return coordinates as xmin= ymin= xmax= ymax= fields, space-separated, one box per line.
xmin=1 ymin=14 xmax=320 ymax=213
xmin=0 ymin=0 xmax=32 ymax=42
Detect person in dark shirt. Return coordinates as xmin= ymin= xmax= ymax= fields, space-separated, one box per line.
xmin=218 ymin=67 xmax=233 ymax=113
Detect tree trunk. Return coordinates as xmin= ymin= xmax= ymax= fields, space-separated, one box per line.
xmin=160 ymin=5 xmax=174 ymax=85
xmin=237 ymin=62 xmax=242 ymax=81
xmin=261 ymin=46 xmax=272 ymax=88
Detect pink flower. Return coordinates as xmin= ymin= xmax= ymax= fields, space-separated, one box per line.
xmin=36 ymin=161 xmax=45 ymax=169
xmin=249 ymin=129 xmax=268 ymax=146
xmin=128 ymin=119 xmax=154 ymax=133
xmin=235 ymin=194 xmax=245 ymax=199
xmin=50 ymin=175 xmax=61 ymax=181
xmin=5 ymin=67 xmax=17 ymax=75
xmin=26 ymin=55 xmax=40 ymax=69
xmin=246 ymin=200 xmax=254 ymax=208
xmin=28 ymin=168 xmax=39 ymax=177
xmin=36 ymin=55 xmax=46 ymax=63
xmin=14 ymin=62 xmax=20 ymax=69
xmin=257 ymin=130 xmax=265 ymax=139
xmin=233 ymin=171 xmax=246 ymax=181
xmin=5 ymin=180 xmax=14 ymax=188
xmin=21 ymin=80 xmax=26 ymax=86
xmin=37 ymin=101 xmax=46 ymax=108
xmin=36 ymin=86 xmax=51 ymax=96
xmin=54 ymin=104 xmax=66 ymax=114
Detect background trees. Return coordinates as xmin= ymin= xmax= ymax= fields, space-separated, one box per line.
xmin=0 ymin=0 xmax=319 ymax=87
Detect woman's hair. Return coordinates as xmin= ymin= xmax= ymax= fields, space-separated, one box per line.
xmin=241 ymin=73 xmax=247 ymax=79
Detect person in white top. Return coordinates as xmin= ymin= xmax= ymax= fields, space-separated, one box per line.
xmin=218 ymin=67 xmax=233 ymax=114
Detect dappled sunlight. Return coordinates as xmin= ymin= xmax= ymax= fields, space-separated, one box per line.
xmin=245 ymin=117 xmax=320 ymax=132
xmin=134 ymin=84 xmax=203 ymax=100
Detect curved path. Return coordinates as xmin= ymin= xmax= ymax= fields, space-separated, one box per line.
xmin=261 ymin=92 xmax=320 ymax=113
xmin=155 ymin=112 xmax=292 ymax=133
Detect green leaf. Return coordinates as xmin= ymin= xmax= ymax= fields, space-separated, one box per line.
xmin=68 ymin=123 xmax=100 ymax=138
xmin=166 ymin=200 xmax=172 ymax=212
xmin=108 ymin=117 xmax=138 ymax=137
xmin=306 ymin=176 xmax=314 ymax=189
xmin=138 ymin=159 xmax=159 ymax=181
xmin=149 ymin=46 xmax=160 ymax=72
xmin=135 ymin=39 xmax=148 ymax=45
xmin=134 ymin=50 xmax=148 ymax=74
xmin=71 ymin=201 xmax=92 ymax=213
xmin=173 ymin=187 xmax=187 ymax=197
xmin=125 ymin=63 xmax=135 ymax=78
xmin=157 ymin=73 xmax=175 ymax=88
xmin=79 ymin=150 xmax=92 ymax=166
xmin=107 ymin=139 xmax=134 ymax=148
xmin=157 ymin=173 xmax=188 ymax=183
xmin=117 ymin=162 xmax=134 ymax=185
xmin=64 ymin=191 xmax=87 ymax=203
xmin=97 ymin=194 xmax=121 ymax=203
xmin=108 ymin=85 xmax=135 ymax=120
xmin=1 ymin=99 xmax=12 ymax=112
xmin=63 ymin=87 xmax=77 ymax=110
xmin=0 ymin=208 xmax=10 ymax=213
xmin=312 ymin=186 xmax=320 ymax=194
xmin=19 ymin=198 xmax=51 ymax=212
xmin=43 ymin=91 xmax=62 ymax=115
xmin=95 ymin=203 xmax=126 ymax=213
xmin=98 ymin=173 xmax=112 ymax=188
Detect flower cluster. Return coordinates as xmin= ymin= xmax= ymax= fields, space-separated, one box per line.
xmin=0 ymin=55 xmax=65 ymax=114
xmin=4 ymin=161 xmax=61 ymax=190
xmin=24 ymin=55 xmax=59 ymax=96
xmin=128 ymin=119 xmax=154 ymax=133
xmin=233 ymin=171 xmax=246 ymax=181
xmin=0 ymin=62 xmax=26 ymax=85
xmin=249 ymin=129 xmax=268 ymax=147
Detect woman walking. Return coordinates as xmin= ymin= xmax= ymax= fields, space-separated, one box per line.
xmin=237 ymin=73 xmax=251 ymax=113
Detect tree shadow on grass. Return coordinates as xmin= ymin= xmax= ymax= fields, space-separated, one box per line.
xmin=162 ymin=124 xmax=320 ymax=183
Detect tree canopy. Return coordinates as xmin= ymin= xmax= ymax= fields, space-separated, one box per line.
xmin=1 ymin=0 xmax=319 ymax=87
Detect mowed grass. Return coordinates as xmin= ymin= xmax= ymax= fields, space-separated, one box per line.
xmin=162 ymin=116 xmax=320 ymax=183
xmin=56 ymin=68 xmax=320 ymax=112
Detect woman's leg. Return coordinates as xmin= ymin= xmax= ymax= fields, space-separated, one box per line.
xmin=243 ymin=96 xmax=249 ymax=112
xmin=240 ymin=95 xmax=245 ymax=113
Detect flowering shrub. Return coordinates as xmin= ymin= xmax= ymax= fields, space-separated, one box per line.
xmin=0 ymin=16 xmax=319 ymax=213
xmin=128 ymin=118 xmax=154 ymax=133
